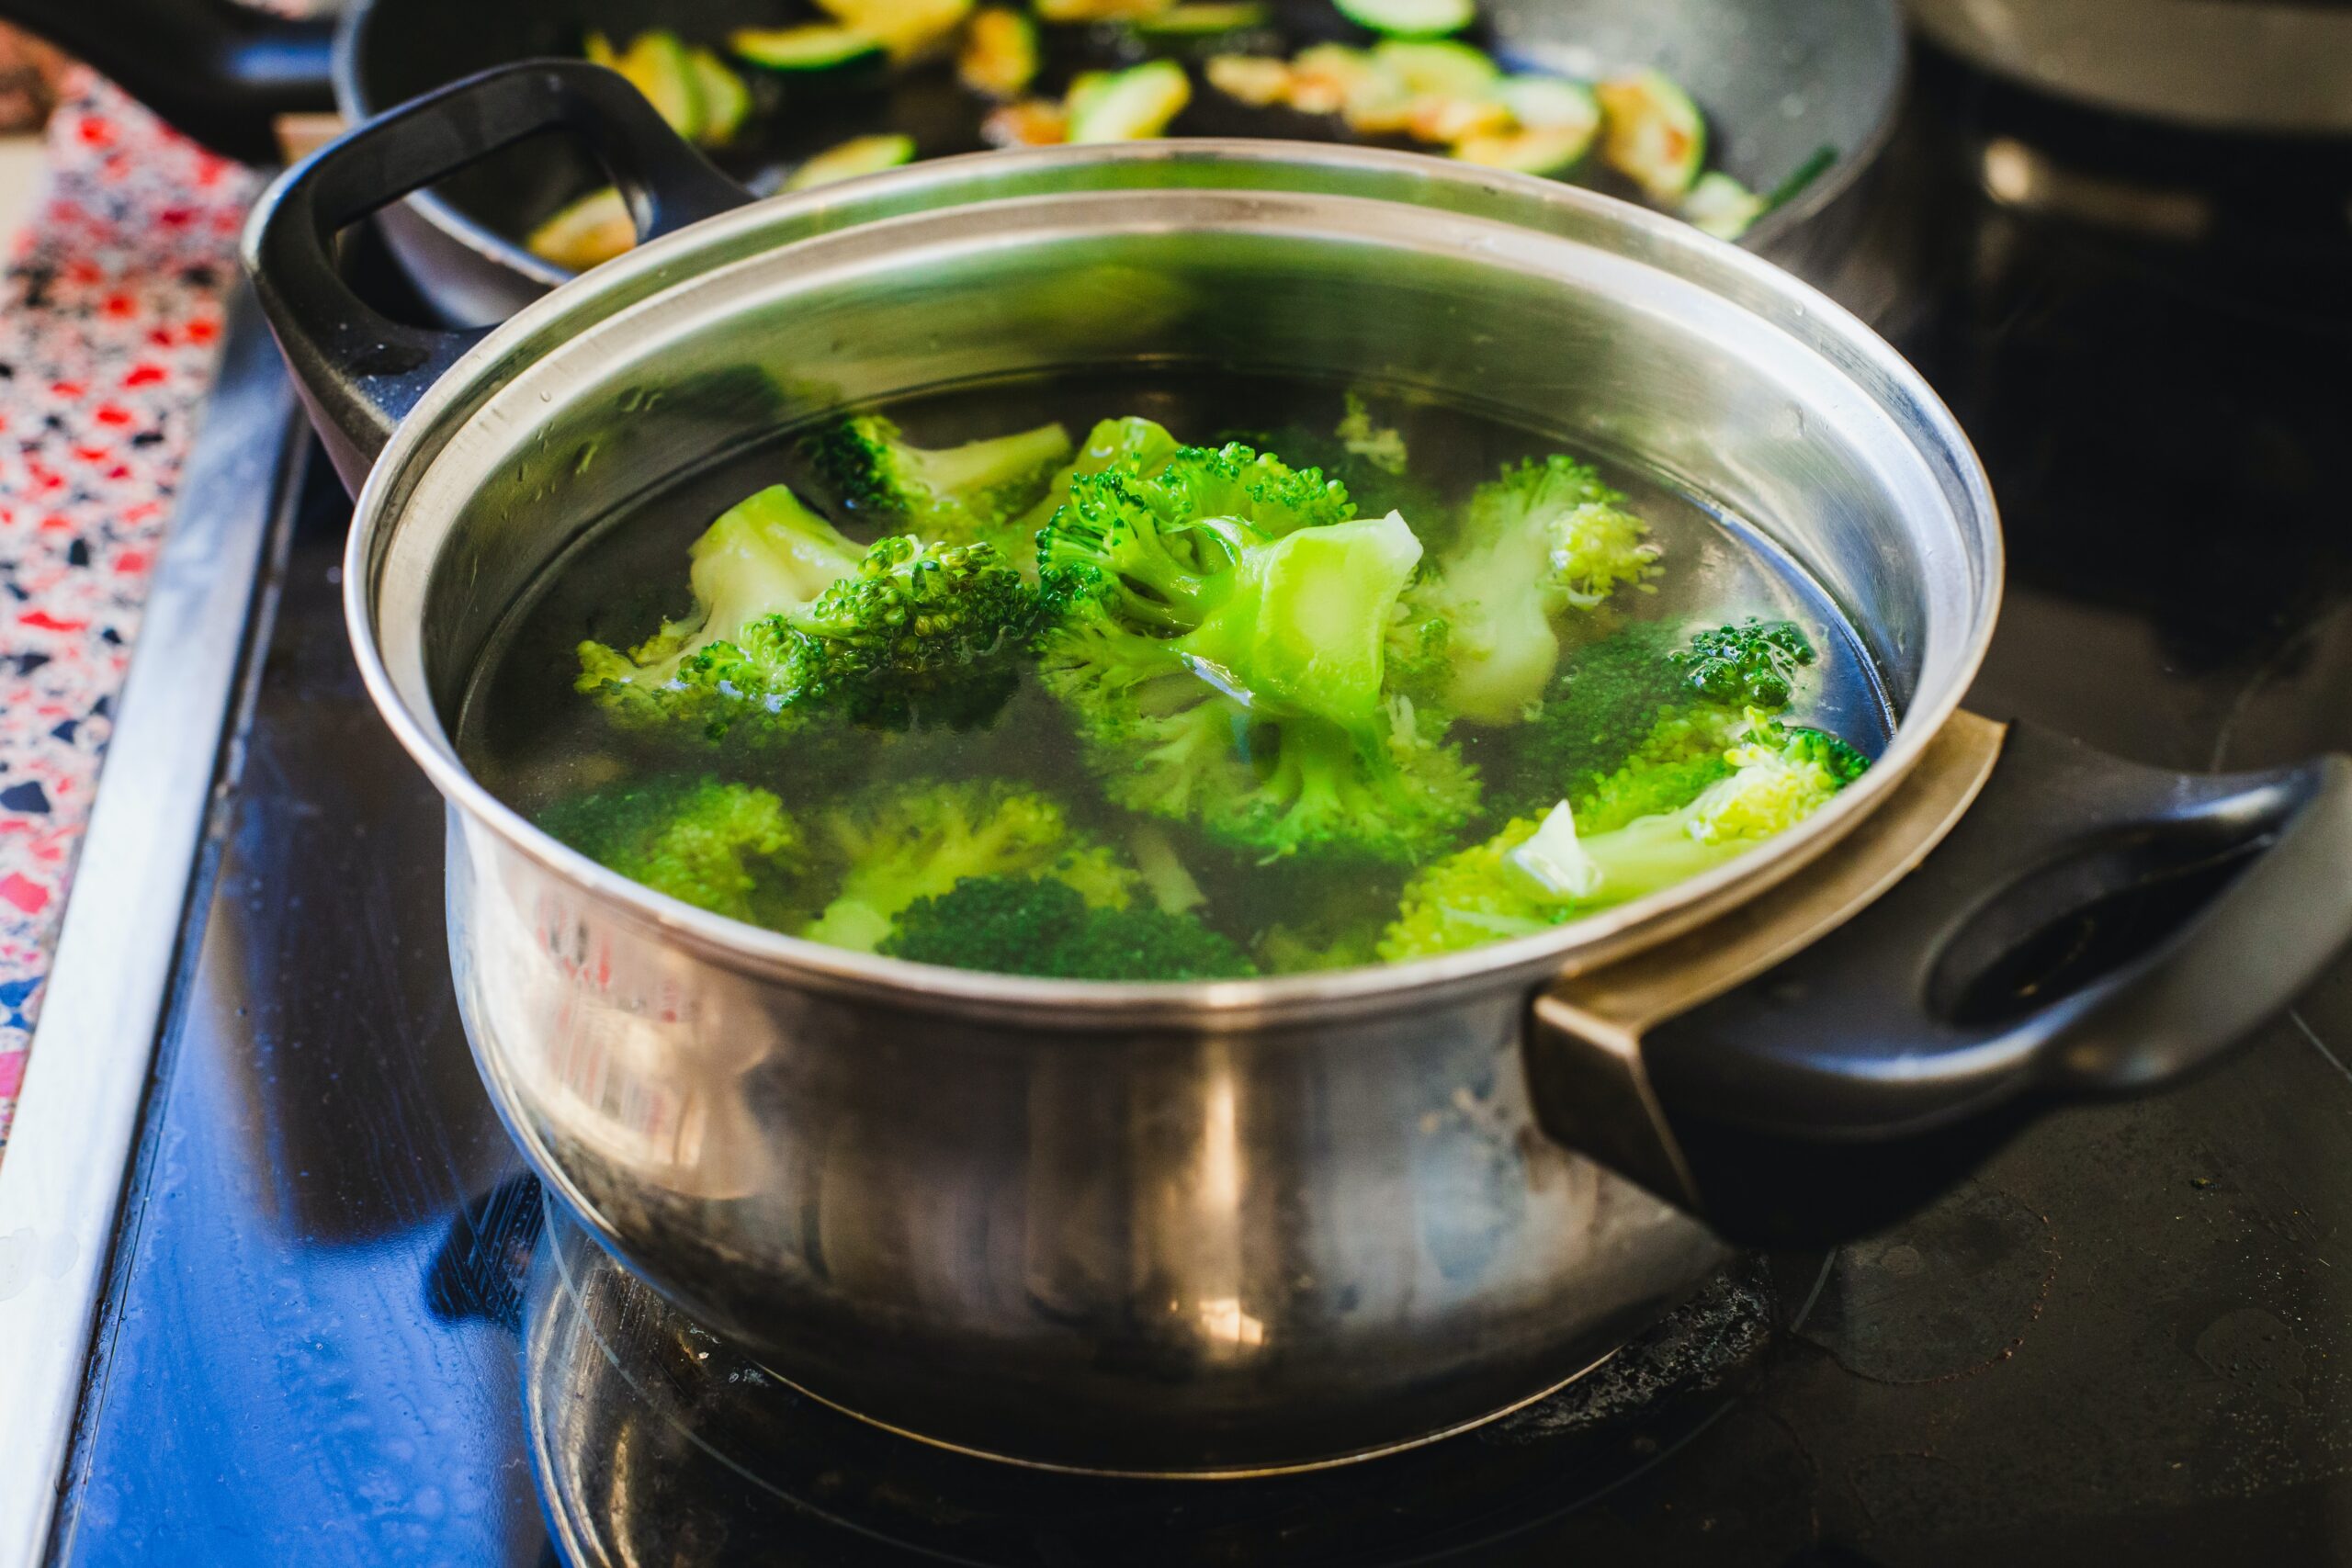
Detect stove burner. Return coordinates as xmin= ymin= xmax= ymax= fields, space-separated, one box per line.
xmin=524 ymin=1202 xmax=1824 ymax=1567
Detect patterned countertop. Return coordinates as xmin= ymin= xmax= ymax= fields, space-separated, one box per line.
xmin=0 ymin=73 xmax=254 ymax=1154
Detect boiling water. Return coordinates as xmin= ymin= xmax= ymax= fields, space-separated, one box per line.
xmin=458 ymin=370 xmax=1894 ymax=964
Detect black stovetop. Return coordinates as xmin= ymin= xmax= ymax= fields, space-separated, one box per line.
xmin=40 ymin=52 xmax=2352 ymax=1568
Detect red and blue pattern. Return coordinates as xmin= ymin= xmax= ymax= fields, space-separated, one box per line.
xmin=0 ymin=71 xmax=254 ymax=1151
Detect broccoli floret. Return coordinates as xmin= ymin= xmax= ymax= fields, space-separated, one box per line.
xmin=1405 ymin=456 xmax=1661 ymax=725
xmin=1670 ymin=617 xmax=1818 ymax=707
xmin=537 ymin=776 xmax=803 ymax=926
xmin=1127 ymin=440 xmax=1357 ymax=537
xmin=1256 ymin=918 xmax=1387 ymax=976
xmin=1036 ymin=462 xmax=1479 ymax=863
xmin=1491 ymin=616 xmax=1819 ymax=824
xmin=1379 ymin=716 xmax=1867 ymax=961
xmin=880 ymin=875 xmax=1256 ymax=980
xmin=1335 ymin=391 xmax=1409 ymax=476
xmin=1780 ymin=723 xmax=1872 ymax=785
xmin=801 ymin=779 xmax=1139 ymax=953
xmin=574 ymin=485 xmax=865 ymax=742
xmin=785 ymin=535 xmax=1043 ymax=729
xmin=803 ymin=413 xmax=1074 ymax=558
xmin=1219 ymin=703 xmax=1484 ymax=864
xmin=1010 ymin=414 xmax=1188 ymax=545
xmin=1217 ymin=392 xmax=1442 ymax=526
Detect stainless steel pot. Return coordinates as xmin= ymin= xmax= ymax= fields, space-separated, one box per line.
xmin=1907 ymin=0 xmax=2352 ymax=136
xmin=243 ymin=63 xmax=2352 ymax=1476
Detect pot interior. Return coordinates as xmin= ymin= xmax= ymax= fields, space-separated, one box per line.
xmin=356 ymin=150 xmax=1997 ymax=992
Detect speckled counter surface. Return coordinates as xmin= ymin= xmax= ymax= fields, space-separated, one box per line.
xmin=0 ymin=74 xmax=254 ymax=1150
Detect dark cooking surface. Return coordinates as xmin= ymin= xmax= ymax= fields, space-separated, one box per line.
xmin=41 ymin=51 xmax=2352 ymax=1567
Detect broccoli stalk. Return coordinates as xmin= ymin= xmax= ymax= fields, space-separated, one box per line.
xmin=574 ymin=485 xmax=865 ymax=739
xmin=804 ymin=412 xmax=1075 ymax=560
xmin=1036 ymin=449 xmax=1479 ymax=864
xmin=537 ymin=776 xmax=804 ymax=926
xmin=1378 ymin=716 xmax=1868 ymax=961
xmin=1406 ymin=456 xmax=1661 ymax=725
xmin=880 ymin=876 xmax=1256 ymax=980
xmin=802 ymin=779 xmax=1139 ymax=952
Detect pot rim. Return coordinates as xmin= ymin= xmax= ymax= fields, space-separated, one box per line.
xmin=343 ymin=139 xmax=2001 ymax=1030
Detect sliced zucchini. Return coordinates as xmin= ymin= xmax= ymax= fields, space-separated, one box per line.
xmin=616 ymin=30 xmax=705 ymax=140
xmin=958 ymin=6 xmax=1039 ymax=97
xmin=981 ymin=96 xmax=1070 ymax=146
xmin=689 ymin=49 xmax=752 ymax=145
xmin=1133 ymin=3 xmax=1272 ymax=36
xmin=786 ymin=132 xmax=919 ymax=190
xmin=1405 ymin=94 xmax=1509 ymax=143
xmin=1334 ymin=0 xmax=1475 ymax=39
xmin=1204 ymin=53 xmax=1293 ymax=107
xmin=1066 ymin=58 xmax=1193 ymax=141
xmin=1682 ymin=171 xmax=1767 ymax=240
xmin=526 ymin=186 xmax=637 ymax=273
xmin=1498 ymin=74 xmax=1599 ymax=136
xmin=818 ymin=0 xmax=975 ymax=60
xmin=1369 ymin=39 xmax=1498 ymax=97
xmin=1285 ymin=42 xmax=1379 ymax=116
xmin=1597 ymin=68 xmax=1706 ymax=202
xmin=1451 ymin=122 xmax=1592 ymax=175
xmin=1340 ymin=77 xmax=1417 ymax=133
xmin=1035 ymin=0 xmax=1174 ymax=21
xmin=729 ymin=23 xmax=887 ymax=71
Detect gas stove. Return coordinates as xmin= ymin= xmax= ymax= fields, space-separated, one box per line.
xmin=26 ymin=47 xmax=2352 ymax=1567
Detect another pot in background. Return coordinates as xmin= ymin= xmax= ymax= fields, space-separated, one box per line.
xmin=1908 ymin=0 xmax=2352 ymax=136
xmin=0 ymin=0 xmax=1902 ymax=320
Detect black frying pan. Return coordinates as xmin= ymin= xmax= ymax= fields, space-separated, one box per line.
xmin=1 ymin=0 xmax=1902 ymax=322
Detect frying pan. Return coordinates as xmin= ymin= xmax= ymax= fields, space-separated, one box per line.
xmin=0 ymin=0 xmax=1902 ymax=321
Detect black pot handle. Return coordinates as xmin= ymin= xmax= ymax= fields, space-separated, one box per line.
xmin=243 ymin=60 xmax=752 ymax=491
xmin=0 ymin=0 xmax=334 ymax=163
xmin=1528 ymin=722 xmax=2352 ymax=1246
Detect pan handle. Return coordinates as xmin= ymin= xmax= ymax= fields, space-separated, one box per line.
xmin=1526 ymin=722 xmax=2352 ymax=1245
xmin=243 ymin=61 xmax=752 ymax=491
xmin=0 ymin=0 xmax=334 ymax=163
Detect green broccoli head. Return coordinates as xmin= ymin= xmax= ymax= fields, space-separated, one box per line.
xmin=1669 ymin=617 xmax=1818 ymax=708
xmin=879 ymin=875 xmax=1256 ymax=981
xmin=1407 ymin=456 xmax=1662 ymax=725
xmin=801 ymin=778 xmax=1140 ymax=953
xmin=785 ymin=534 xmax=1043 ymax=729
xmin=1778 ymin=722 xmax=1872 ymax=785
xmin=803 ymin=413 xmax=1074 ymax=559
xmin=1491 ymin=616 xmax=1820 ymax=824
xmin=1133 ymin=440 xmax=1356 ymax=537
xmin=1010 ymin=415 xmax=1186 ymax=545
xmin=1379 ymin=714 xmax=1868 ymax=962
xmin=1035 ymin=459 xmax=1478 ymax=864
xmin=537 ymin=776 xmax=804 ymax=927
xmin=1217 ymin=389 xmax=1442 ymax=526
xmin=1038 ymin=471 xmax=1261 ymax=634
xmin=1211 ymin=709 xmax=1484 ymax=865
xmin=574 ymin=485 xmax=865 ymax=742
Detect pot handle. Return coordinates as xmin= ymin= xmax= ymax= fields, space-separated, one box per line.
xmin=242 ymin=60 xmax=752 ymax=491
xmin=1526 ymin=721 xmax=2352 ymax=1245
xmin=0 ymin=0 xmax=334 ymax=163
